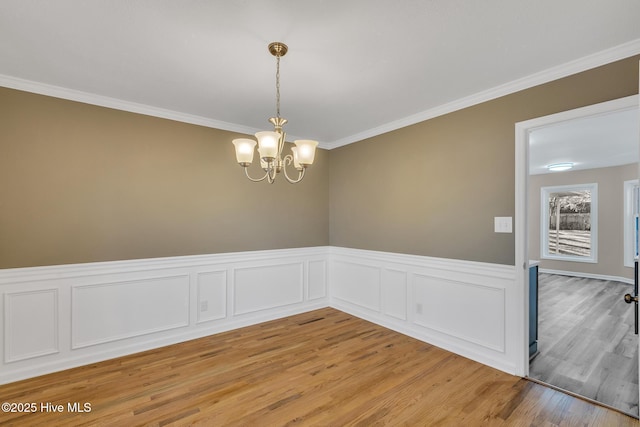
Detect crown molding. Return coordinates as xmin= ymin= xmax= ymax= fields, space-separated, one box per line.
xmin=0 ymin=74 xmax=313 ymax=145
xmin=1 ymin=38 xmax=639 ymax=151
xmin=323 ymin=38 xmax=640 ymax=150
xmin=0 ymin=74 xmax=262 ymax=137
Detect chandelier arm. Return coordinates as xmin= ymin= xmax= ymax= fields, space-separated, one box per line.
xmin=243 ymin=167 xmax=270 ymax=182
xmin=282 ymin=154 xmax=306 ymax=184
xmin=266 ymin=163 xmax=278 ymax=184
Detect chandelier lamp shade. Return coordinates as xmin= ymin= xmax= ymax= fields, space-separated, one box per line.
xmin=231 ymin=42 xmax=318 ymax=184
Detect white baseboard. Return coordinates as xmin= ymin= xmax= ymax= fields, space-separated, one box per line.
xmin=539 ymin=268 xmax=634 ymax=285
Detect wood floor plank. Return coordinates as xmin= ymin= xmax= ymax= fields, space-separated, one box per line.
xmin=0 ymin=307 xmax=636 ymax=426
xmin=529 ymin=273 xmax=639 ymax=417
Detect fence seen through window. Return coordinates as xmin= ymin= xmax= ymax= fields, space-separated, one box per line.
xmin=541 ymin=183 xmax=597 ymax=263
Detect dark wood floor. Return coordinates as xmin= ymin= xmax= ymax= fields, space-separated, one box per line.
xmin=1 ymin=307 xmax=636 ymax=426
xmin=529 ymin=273 xmax=639 ymax=417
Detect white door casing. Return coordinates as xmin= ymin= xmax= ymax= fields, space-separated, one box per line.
xmin=637 ymin=61 xmax=639 ymax=408
xmin=514 ymin=93 xmax=640 ymax=379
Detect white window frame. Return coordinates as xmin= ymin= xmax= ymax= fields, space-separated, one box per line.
xmin=623 ymin=179 xmax=639 ymax=267
xmin=540 ymin=183 xmax=598 ymax=263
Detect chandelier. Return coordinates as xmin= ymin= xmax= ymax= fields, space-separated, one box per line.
xmin=231 ymin=42 xmax=318 ymax=184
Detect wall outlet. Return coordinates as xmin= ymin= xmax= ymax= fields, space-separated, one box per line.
xmin=416 ymin=303 xmax=423 ymax=314
xmin=200 ymin=301 xmax=208 ymax=312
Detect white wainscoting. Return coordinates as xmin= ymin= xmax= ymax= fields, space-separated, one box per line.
xmin=0 ymin=246 xmax=520 ymax=385
xmin=0 ymin=247 xmax=330 ymax=385
xmin=329 ymin=247 xmax=517 ymax=374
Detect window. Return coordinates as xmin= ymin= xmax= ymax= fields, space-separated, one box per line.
xmin=541 ymin=183 xmax=598 ymax=263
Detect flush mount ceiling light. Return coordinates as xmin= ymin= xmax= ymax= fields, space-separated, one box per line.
xmin=547 ymin=162 xmax=574 ymax=172
xmin=231 ymin=42 xmax=318 ymax=184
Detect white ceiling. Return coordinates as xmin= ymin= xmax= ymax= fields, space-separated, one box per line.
xmin=0 ymin=1 xmax=639 ymax=149
xmin=529 ymin=107 xmax=639 ymax=175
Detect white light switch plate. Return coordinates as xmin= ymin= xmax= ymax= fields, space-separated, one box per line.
xmin=494 ymin=217 xmax=512 ymax=233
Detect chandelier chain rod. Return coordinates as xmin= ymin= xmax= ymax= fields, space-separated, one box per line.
xmin=275 ymin=54 xmax=281 ymax=119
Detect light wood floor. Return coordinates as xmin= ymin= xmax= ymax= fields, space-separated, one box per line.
xmin=529 ymin=273 xmax=639 ymax=417
xmin=1 ymin=308 xmax=636 ymax=426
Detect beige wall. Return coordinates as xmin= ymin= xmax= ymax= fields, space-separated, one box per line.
xmin=0 ymin=88 xmax=329 ymax=268
xmin=330 ymin=56 xmax=639 ymax=265
xmin=1 ymin=56 xmax=638 ymax=269
xmin=528 ymin=164 xmax=636 ymax=280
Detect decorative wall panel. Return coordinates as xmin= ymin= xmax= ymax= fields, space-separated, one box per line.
xmin=4 ymin=289 xmax=58 ymax=363
xmin=331 ymin=260 xmax=381 ymax=311
xmin=413 ymin=274 xmax=505 ymax=351
xmin=381 ymin=269 xmax=407 ymax=320
xmin=308 ymin=260 xmax=327 ymax=300
xmin=196 ymin=271 xmax=227 ymax=323
xmin=234 ymin=263 xmax=304 ymax=315
xmin=72 ymin=275 xmax=190 ymax=349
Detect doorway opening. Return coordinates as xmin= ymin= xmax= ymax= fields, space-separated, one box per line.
xmin=515 ymin=95 xmax=639 ymax=417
